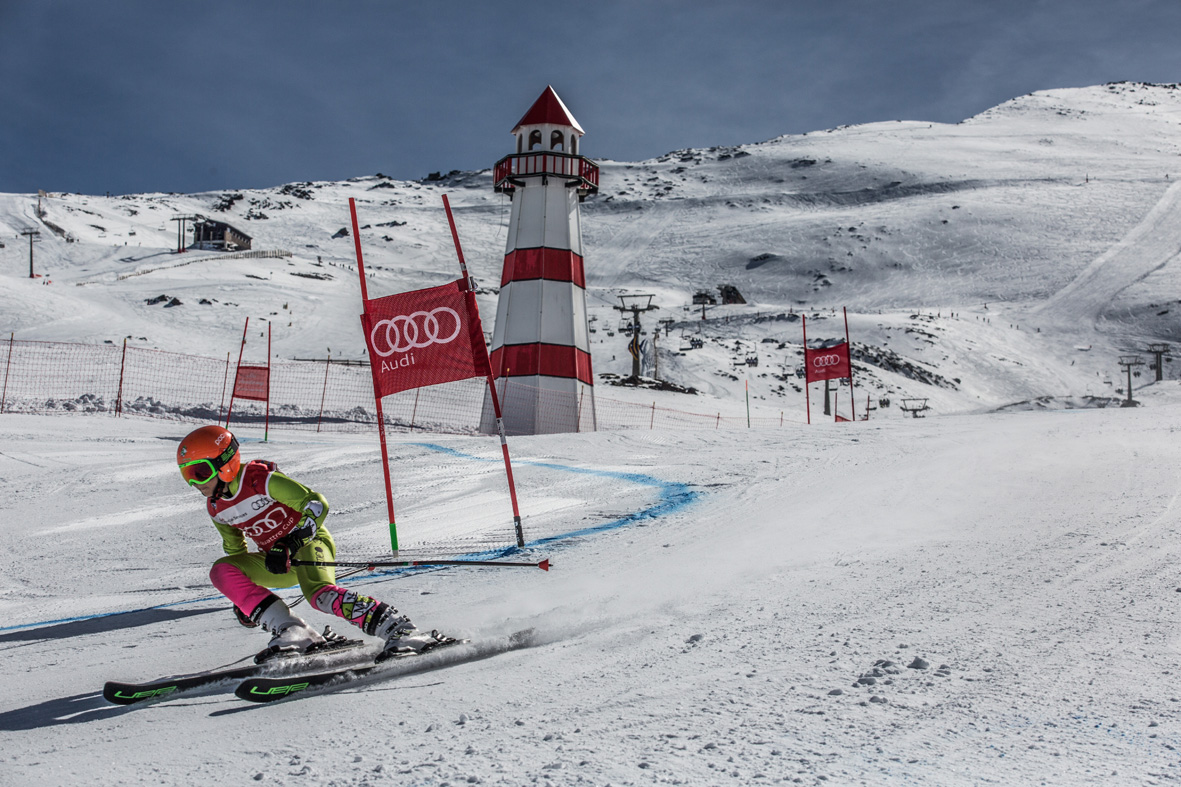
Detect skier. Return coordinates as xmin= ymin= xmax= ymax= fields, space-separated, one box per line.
xmin=176 ymin=424 xmax=450 ymax=662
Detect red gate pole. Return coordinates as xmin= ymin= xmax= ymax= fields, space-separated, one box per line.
xmin=844 ymin=306 xmax=856 ymax=422
xmin=264 ymin=321 xmax=271 ymax=442
xmin=115 ymin=337 xmax=128 ymax=417
xmin=219 ymin=352 xmax=230 ymax=424
xmin=802 ymin=314 xmax=811 ymax=425
xmin=225 ymin=317 xmax=249 ymax=428
xmin=1 ymin=333 xmax=13 ymax=414
xmin=317 ymin=353 xmax=331 ymax=433
xmin=478 ymin=366 xmax=525 ymax=547
xmin=350 ymin=198 xmax=399 ymax=550
xmin=443 ymin=194 xmax=525 ymax=547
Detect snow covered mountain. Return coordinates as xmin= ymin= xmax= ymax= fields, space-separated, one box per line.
xmin=3 ymin=82 xmax=1181 ymax=417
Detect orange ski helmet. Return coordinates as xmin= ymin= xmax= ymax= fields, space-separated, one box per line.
xmin=177 ymin=425 xmax=241 ymax=485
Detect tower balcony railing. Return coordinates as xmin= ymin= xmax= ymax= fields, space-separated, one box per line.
xmin=493 ymin=151 xmax=600 ymax=198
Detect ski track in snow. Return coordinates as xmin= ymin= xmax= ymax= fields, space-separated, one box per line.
xmin=1036 ymin=180 xmax=1181 ymax=327
xmin=5 ymin=405 xmax=1181 ymax=785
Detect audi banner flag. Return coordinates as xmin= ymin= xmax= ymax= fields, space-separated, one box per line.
xmin=804 ymin=341 xmax=851 ymax=383
xmin=361 ymin=279 xmax=490 ymax=398
xmin=232 ymin=365 xmax=270 ymax=401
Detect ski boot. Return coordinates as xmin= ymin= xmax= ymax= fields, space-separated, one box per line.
xmin=253 ymin=597 xmax=326 ymax=663
xmin=369 ymin=603 xmax=459 ymax=662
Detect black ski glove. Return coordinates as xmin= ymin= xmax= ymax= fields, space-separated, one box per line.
xmin=263 ymin=510 xmax=319 ymax=574
xmin=264 ymin=542 xmax=293 ymax=574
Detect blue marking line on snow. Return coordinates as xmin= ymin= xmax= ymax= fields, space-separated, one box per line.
xmin=2 ymin=447 xmax=699 ymax=634
xmin=409 ymin=442 xmax=700 ymax=548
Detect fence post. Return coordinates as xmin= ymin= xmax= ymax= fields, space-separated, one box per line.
xmin=219 ymin=352 xmax=230 ymax=423
xmin=317 ymin=353 xmax=331 ymax=433
xmin=410 ymin=388 xmax=420 ymax=430
xmin=0 ymin=333 xmax=13 ymax=414
xmin=716 ymin=412 xmax=720 ymax=429
xmin=115 ymin=337 xmax=128 ymax=416
xmin=225 ymin=318 xmax=249 ymax=429
xmin=263 ymin=321 xmax=271 ymax=442
xmin=650 ymin=401 xmax=655 ymax=429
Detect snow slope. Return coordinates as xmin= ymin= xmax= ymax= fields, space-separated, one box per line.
xmin=4 ymin=83 xmax=1181 ymax=785
xmin=3 ymin=83 xmax=1181 ymax=417
xmin=5 ymin=398 xmax=1181 ymax=785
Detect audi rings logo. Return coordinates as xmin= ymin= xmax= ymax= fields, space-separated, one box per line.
xmin=811 ymin=354 xmax=843 ymax=368
xmin=370 ymin=308 xmax=462 ymax=357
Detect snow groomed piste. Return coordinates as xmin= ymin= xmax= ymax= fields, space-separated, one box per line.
xmin=0 ymin=440 xmax=691 ymax=637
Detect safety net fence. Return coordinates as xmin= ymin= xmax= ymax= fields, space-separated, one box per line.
xmin=0 ymin=338 xmax=795 ymax=433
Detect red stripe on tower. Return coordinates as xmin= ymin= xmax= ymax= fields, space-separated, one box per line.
xmin=499 ymin=248 xmax=586 ymax=288
xmin=483 ymin=86 xmax=599 ymax=435
xmin=489 ymin=345 xmax=594 ymax=386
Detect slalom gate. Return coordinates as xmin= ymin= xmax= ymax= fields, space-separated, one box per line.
xmin=0 ymin=337 xmax=796 ymax=433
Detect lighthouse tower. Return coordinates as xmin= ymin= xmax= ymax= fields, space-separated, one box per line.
xmin=484 ymin=86 xmax=599 ymax=435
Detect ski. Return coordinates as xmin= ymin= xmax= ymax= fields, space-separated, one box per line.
xmin=235 ymin=628 xmax=536 ymax=703
xmin=235 ymin=661 xmax=381 ymax=702
xmin=105 ymin=663 xmax=263 ymax=705
xmin=103 ymin=639 xmax=374 ymax=705
xmin=235 ymin=636 xmax=465 ymax=702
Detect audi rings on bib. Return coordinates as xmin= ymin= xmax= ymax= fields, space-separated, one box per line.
xmin=812 ymin=354 xmax=843 ymax=367
xmin=370 ymin=308 xmax=462 ymax=357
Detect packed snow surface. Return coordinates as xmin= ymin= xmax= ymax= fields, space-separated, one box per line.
xmin=5 ymin=402 xmax=1181 ymax=785
xmin=3 ymin=83 xmax=1181 ymax=785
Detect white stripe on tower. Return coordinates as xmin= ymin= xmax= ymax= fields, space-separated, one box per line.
xmin=484 ymin=86 xmax=599 ymax=435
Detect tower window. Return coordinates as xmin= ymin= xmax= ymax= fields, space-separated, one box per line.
xmin=570 ymin=135 xmax=577 ymax=155
xmin=529 ymin=130 xmax=542 ymax=150
xmin=550 ymin=130 xmax=565 ymax=151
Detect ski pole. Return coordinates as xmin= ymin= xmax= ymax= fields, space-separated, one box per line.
xmin=291 ymin=558 xmax=550 ymax=571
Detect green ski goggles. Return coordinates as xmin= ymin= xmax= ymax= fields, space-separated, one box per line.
xmin=178 ymin=458 xmax=220 ymax=486
xmin=178 ymin=437 xmax=239 ymax=486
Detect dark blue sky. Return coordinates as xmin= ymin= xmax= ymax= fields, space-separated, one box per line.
xmin=2 ymin=0 xmax=1178 ymax=196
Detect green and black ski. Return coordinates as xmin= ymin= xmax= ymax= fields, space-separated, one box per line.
xmin=105 ymin=663 xmax=268 ymax=705
xmin=235 ymin=629 xmax=536 ymax=703
xmin=103 ymin=639 xmax=373 ymax=705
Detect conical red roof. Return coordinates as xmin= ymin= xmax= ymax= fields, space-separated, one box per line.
xmin=512 ymin=86 xmax=584 ymax=135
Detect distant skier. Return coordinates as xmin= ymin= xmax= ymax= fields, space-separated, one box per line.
xmin=177 ymin=424 xmax=450 ymax=662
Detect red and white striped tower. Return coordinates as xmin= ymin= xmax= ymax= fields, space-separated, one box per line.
xmin=484 ymin=86 xmax=600 ymax=435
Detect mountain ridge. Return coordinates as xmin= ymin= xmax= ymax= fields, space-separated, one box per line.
xmin=2 ymin=82 xmax=1180 ymax=417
